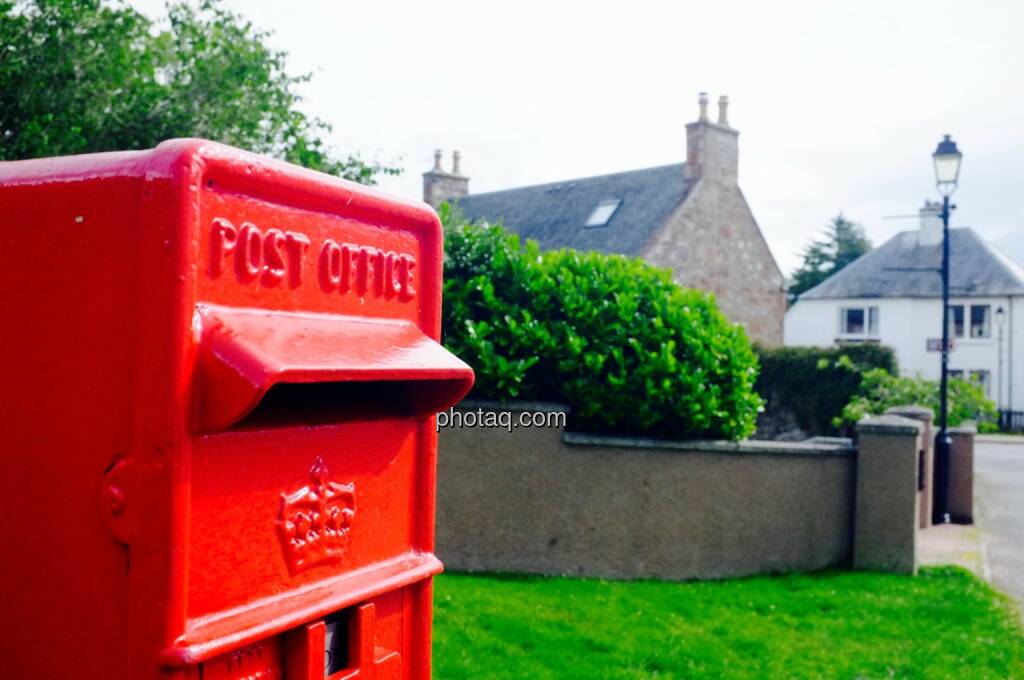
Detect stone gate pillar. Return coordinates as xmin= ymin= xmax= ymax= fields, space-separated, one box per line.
xmin=854 ymin=415 xmax=924 ymax=574
xmin=885 ymin=405 xmax=934 ymax=530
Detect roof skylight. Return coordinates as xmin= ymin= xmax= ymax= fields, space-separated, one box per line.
xmin=584 ymin=199 xmax=621 ymax=228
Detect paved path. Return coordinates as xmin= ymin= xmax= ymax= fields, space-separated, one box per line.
xmin=975 ymin=438 xmax=1024 ymax=612
xmin=919 ymin=523 xmax=984 ymax=576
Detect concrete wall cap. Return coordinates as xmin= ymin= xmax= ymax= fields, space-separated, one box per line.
xmin=456 ymin=399 xmax=569 ymax=414
xmin=857 ymin=414 xmax=924 ymax=435
xmin=562 ymin=431 xmax=855 ymax=457
xmin=803 ymin=436 xmax=855 ymax=446
xmin=884 ymin=404 xmax=935 ymax=420
xmin=949 ymin=422 xmax=978 ymax=435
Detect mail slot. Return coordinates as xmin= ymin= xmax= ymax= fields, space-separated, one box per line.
xmin=0 ymin=140 xmax=473 ymax=679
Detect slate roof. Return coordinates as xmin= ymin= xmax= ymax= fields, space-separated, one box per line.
xmin=454 ymin=163 xmax=691 ymax=256
xmin=799 ymin=228 xmax=1024 ymax=300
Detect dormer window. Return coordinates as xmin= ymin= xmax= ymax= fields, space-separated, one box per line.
xmin=584 ymin=199 xmax=621 ymax=228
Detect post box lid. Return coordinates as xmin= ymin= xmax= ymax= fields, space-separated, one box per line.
xmin=195 ymin=304 xmax=473 ymax=432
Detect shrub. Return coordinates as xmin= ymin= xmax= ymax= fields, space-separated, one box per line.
xmin=836 ymin=368 xmax=999 ymax=431
xmin=754 ymin=345 xmax=897 ymax=437
xmin=441 ymin=210 xmax=762 ymax=440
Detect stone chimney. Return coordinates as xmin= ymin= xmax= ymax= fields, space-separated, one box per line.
xmin=919 ymin=199 xmax=944 ymax=246
xmin=684 ymin=92 xmax=739 ymax=184
xmin=422 ymin=149 xmax=469 ymax=209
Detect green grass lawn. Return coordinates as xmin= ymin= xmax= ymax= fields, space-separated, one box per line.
xmin=433 ymin=567 xmax=1023 ymax=679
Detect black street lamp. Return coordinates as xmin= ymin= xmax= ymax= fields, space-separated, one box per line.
xmin=932 ymin=134 xmax=962 ymax=524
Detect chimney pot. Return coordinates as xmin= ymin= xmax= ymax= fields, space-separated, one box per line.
xmin=686 ymin=92 xmax=739 ymax=183
xmin=918 ymin=199 xmax=944 ymax=246
xmin=698 ymin=92 xmax=709 ymax=122
xmin=423 ymin=147 xmax=469 ymax=208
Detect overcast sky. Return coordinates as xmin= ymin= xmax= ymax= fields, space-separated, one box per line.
xmin=131 ymin=0 xmax=1024 ymax=274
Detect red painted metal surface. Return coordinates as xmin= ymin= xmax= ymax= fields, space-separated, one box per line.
xmin=0 ymin=140 xmax=473 ymax=679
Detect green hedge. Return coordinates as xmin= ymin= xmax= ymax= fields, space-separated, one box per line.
xmin=441 ymin=211 xmax=762 ymax=440
xmin=837 ymin=368 xmax=999 ymax=432
xmin=754 ymin=345 xmax=898 ymax=437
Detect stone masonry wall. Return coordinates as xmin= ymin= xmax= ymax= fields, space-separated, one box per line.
xmin=437 ymin=404 xmax=856 ymax=580
xmin=422 ymin=171 xmax=468 ymax=210
xmin=643 ymin=178 xmax=786 ymax=346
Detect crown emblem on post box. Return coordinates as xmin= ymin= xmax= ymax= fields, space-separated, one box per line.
xmin=276 ymin=456 xmax=356 ymax=574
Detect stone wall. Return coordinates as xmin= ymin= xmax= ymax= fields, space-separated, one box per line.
xmin=643 ymin=178 xmax=786 ymax=346
xmin=436 ymin=404 xmax=857 ymax=580
xmin=853 ymin=415 xmax=924 ymax=574
xmin=885 ymin=405 xmax=934 ymax=530
xmin=948 ymin=424 xmax=976 ymax=524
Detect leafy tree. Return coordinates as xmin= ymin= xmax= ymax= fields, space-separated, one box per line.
xmin=0 ymin=0 xmax=398 ymax=183
xmin=789 ymin=214 xmax=872 ymax=303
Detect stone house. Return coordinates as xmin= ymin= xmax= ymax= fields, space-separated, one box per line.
xmin=423 ymin=94 xmax=786 ymax=345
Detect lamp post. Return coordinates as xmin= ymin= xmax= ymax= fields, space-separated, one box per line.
xmin=932 ymin=134 xmax=962 ymax=524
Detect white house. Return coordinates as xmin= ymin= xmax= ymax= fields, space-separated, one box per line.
xmin=785 ymin=201 xmax=1024 ymax=412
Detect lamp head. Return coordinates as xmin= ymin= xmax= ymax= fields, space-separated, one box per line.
xmin=933 ymin=134 xmax=962 ymax=196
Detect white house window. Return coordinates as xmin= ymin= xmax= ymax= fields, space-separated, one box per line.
xmin=969 ymin=369 xmax=991 ymax=396
xmin=969 ymin=305 xmax=991 ymax=338
xmin=839 ymin=306 xmax=879 ymax=337
xmin=950 ymin=305 xmax=965 ymax=338
xmin=949 ymin=369 xmax=965 ymax=380
xmin=583 ymin=199 xmax=621 ymax=228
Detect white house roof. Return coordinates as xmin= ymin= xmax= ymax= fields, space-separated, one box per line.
xmin=799 ymin=228 xmax=1024 ymax=300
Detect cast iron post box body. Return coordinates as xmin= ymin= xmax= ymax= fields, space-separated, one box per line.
xmin=0 ymin=140 xmax=473 ymax=679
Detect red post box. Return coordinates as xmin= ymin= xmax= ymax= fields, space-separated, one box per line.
xmin=0 ymin=140 xmax=473 ymax=679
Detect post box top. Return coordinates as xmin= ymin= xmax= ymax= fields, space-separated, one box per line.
xmin=0 ymin=138 xmax=434 ymax=226
xmin=1 ymin=138 xmax=447 ymax=329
